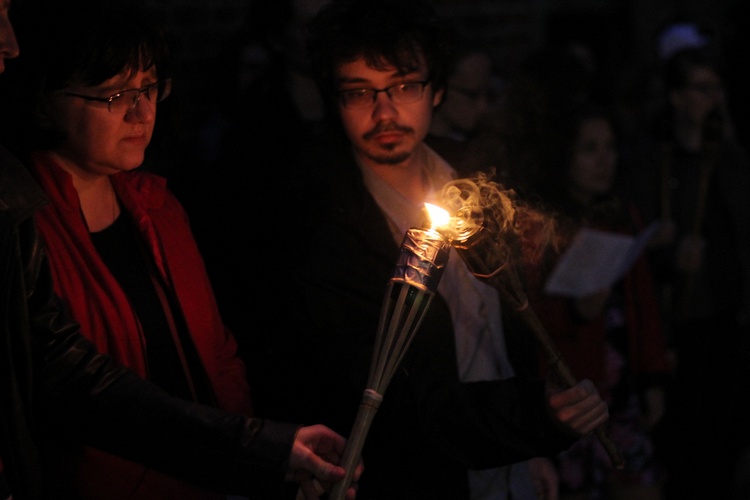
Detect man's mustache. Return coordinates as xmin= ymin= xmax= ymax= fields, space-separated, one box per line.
xmin=364 ymin=122 xmax=413 ymax=139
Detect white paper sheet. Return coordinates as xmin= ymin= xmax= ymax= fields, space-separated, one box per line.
xmin=543 ymin=221 xmax=660 ymax=298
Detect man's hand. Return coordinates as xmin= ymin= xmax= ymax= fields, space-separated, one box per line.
xmin=287 ymin=424 xmax=363 ymax=500
xmin=545 ymin=377 xmax=609 ymax=436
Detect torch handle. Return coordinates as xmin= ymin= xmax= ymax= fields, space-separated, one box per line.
xmin=517 ymin=306 xmax=625 ymax=470
xmin=329 ymin=389 xmax=382 ymax=500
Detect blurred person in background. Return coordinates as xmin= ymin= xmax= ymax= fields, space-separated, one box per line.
xmin=526 ymin=102 xmax=671 ymax=500
xmin=425 ymin=38 xmax=499 ymax=177
xmin=621 ymin=42 xmax=750 ymax=500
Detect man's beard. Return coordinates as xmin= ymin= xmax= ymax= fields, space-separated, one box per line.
xmin=362 ymin=122 xmax=413 ymax=165
xmin=364 ymin=146 xmax=410 ymax=165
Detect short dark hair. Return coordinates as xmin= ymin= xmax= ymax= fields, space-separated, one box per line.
xmin=1 ymin=0 xmax=175 ymax=152
xmin=305 ymin=0 xmax=455 ymax=105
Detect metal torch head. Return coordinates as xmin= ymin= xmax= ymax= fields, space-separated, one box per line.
xmin=392 ymin=228 xmax=452 ymax=293
xmin=452 ymin=218 xmax=511 ymax=277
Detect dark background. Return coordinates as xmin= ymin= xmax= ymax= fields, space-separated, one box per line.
xmin=145 ymin=0 xmax=748 ymax=190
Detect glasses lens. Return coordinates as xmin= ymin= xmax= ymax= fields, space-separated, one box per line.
xmin=107 ymin=80 xmax=172 ymax=112
xmin=390 ymin=82 xmax=425 ymax=104
xmin=340 ymin=89 xmax=372 ymax=109
xmin=105 ymin=90 xmax=137 ymax=112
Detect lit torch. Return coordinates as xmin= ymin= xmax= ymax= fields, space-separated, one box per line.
xmin=329 ymin=203 xmax=473 ymax=500
xmin=437 ymin=172 xmax=625 ymax=470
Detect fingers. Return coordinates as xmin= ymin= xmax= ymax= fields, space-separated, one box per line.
xmin=547 ymin=379 xmax=609 ymax=436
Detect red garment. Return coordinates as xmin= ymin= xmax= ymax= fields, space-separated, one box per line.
xmin=31 ymin=152 xmax=252 ymax=500
xmin=527 ymin=205 xmax=672 ymax=388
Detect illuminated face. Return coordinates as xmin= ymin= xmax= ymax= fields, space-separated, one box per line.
xmin=334 ymin=56 xmax=443 ymax=166
xmin=670 ymin=65 xmax=724 ymax=128
xmin=568 ymin=117 xmax=617 ymax=203
xmin=49 ymin=68 xmax=159 ymax=176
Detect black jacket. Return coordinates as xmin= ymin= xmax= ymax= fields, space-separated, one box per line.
xmin=0 ymin=145 xmax=298 ymax=499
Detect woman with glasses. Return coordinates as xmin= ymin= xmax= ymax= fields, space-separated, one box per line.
xmin=0 ymin=1 xmax=256 ymax=498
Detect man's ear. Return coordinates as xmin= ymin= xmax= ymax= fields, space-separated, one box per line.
xmin=432 ymin=87 xmax=445 ymax=107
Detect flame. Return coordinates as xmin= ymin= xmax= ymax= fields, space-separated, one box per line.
xmin=423 ymin=198 xmax=483 ymax=244
xmin=423 ymin=202 xmax=450 ymax=230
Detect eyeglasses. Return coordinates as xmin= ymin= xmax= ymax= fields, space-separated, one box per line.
xmin=63 ymin=79 xmax=172 ymax=113
xmin=336 ymin=81 xmax=430 ymax=109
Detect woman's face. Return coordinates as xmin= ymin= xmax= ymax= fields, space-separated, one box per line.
xmin=49 ymin=68 xmax=160 ymax=176
xmin=568 ymin=116 xmax=617 ymax=203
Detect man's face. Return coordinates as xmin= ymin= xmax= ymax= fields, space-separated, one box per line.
xmin=0 ymin=0 xmax=21 ymax=73
xmin=440 ymin=52 xmax=493 ymax=136
xmin=334 ymin=56 xmax=442 ymax=166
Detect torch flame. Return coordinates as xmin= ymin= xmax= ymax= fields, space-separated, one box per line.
xmin=424 ymin=202 xmax=449 ymax=230
xmin=423 ymin=198 xmax=483 ymax=244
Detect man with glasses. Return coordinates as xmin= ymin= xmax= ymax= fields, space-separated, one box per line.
xmin=251 ymin=1 xmax=610 ymax=499
xmin=426 ymin=41 xmax=497 ymax=176
xmin=0 ymin=0 xmax=362 ymax=499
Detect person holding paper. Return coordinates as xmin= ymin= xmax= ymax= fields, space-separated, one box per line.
xmin=524 ymin=102 xmax=672 ymax=500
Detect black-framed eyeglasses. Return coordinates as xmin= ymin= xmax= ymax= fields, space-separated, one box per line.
xmin=63 ymin=78 xmax=172 ymax=113
xmin=336 ymin=80 xmax=430 ymax=109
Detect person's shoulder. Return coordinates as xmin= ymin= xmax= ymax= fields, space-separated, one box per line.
xmin=0 ymin=145 xmax=48 ymax=222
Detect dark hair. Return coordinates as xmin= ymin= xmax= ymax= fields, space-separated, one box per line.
xmin=1 ymin=0 xmax=175 ymax=152
xmin=305 ymin=0 xmax=455 ymax=106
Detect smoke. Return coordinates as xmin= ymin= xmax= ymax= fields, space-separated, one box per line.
xmin=435 ymin=169 xmax=560 ymax=270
